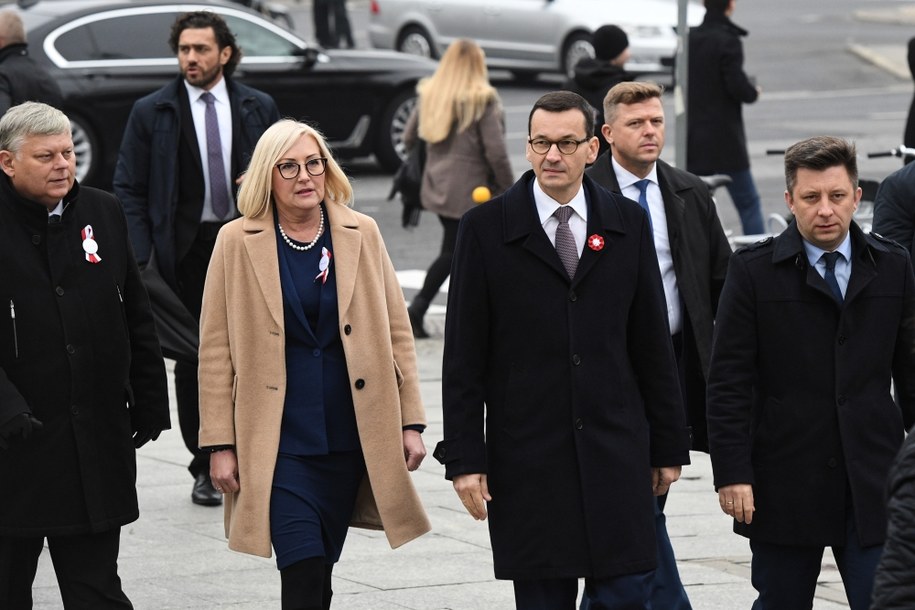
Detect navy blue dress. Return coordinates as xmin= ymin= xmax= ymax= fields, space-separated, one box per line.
xmin=270 ymin=205 xmax=365 ymax=570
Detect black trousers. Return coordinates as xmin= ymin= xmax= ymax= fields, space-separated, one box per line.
xmin=175 ymin=222 xmax=222 ymax=477
xmin=0 ymin=528 xmax=131 ymax=609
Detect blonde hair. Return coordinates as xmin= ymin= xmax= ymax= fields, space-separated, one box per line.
xmin=417 ymin=39 xmax=499 ymax=143
xmin=237 ymin=119 xmax=354 ymax=219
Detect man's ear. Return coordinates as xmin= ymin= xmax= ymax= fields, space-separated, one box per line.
xmin=0 ymin=150 xmax=15 ymax=177
xmin=601 ymin=123 xmax=613 ymax=145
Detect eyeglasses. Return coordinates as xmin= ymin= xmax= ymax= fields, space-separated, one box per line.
xmin=275 ymin=158 xmax=328 ymax=179
xmin=528 ymin=138 xmax=590 ymax=155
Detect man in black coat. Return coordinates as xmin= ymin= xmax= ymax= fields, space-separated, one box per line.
xmin=687 ymin=0 xmax=764 ymax=236
xmin=434 ymin=91 xmax=691 ymax=609
xmin=873 ymin=160 xmax=915 ymax=258
xmin=586 ymin=80 xmax=731 ymax=610
xmin=0 ymin=102 xmax=170 ymax=607
xmin=708 ymin=136 xmax=915 ymax=609
xmin=114 ymin=11 xmax=279 ymax=506
xmin=0 ymin=10 xmax=63 ymax=115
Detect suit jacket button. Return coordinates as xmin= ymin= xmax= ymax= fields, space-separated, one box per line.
xmin=344 ymin=324 xmax=352 ymax=335
xmin=354 ymin=379 xmax=365 ymax=389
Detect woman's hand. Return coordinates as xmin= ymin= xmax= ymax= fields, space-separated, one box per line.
xmin=210 ymin=449 xmax=240 ymax=495
xmin=403 ymin=429 xmax=426 ymax=471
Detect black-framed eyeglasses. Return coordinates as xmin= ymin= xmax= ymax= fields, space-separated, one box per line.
xmin=275 ymin=158 xmax=328 ymax=179
xmin=528 ymin=138 xmax=590 ymax=155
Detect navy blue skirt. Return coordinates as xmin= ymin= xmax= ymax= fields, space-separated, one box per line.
xmin=270 ymin=450 xmax=366 ymax=570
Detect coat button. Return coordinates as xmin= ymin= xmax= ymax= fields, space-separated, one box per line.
xmin=71 ymin=405 xmax=79 ymax=416
xmin=572 ymin=354 xmax=581 ymax=366
xmin=313 ymin=349 xmax=321 ymax=357
xmin=66 ymin=344 xmax=75 ymax=355
xmin=55 ymin=286 xmax=65 ymax=296
xmin=354 ymin=379 xmax=365 ymax=389
xmin=575 ymin=418 xmax=583 ymax=430
xmin=569 ymin=291 xmax=577 ymax=302
xmin=344 ymin=324 xmax=352 ymax=335
xmin=32 ymin=235 xmax=41 ymax=245
xmin=837 ymin=335 xmax=846 ymax=346
xmin=837 ymin=395 xmax=846 ymax=405
xmin=827 ymin=458 xmax=838 ymax=468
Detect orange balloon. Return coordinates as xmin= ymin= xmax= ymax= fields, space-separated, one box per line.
xmin=472 ymin=186 xmax=491 ymax=203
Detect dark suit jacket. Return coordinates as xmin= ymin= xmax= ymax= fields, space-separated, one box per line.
xmin=687 ymin=11 xmax=759 ymax=174
xmin=707 ymin=221 xmax=915 ymax=547
xmin=435 ymin=171 xmax=691 ymax=580
xmin=873 ymin=160 xmax=915 ymax=258
xmin=586 ymin=153 xmax=731 ymax=451
xmin=114 ymin=76 xmax=280 ymax=288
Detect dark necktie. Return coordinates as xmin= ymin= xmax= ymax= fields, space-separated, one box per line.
xmin=821 ymin=251 xmax=844 ymax=303
xmin=48 ymin=213 xmax=61 ymax=224
xmin=201 ymin=92 xmax=230 ymax=219
xmin=634 ymin=179 xmax=653 ymax=231
xmin=553 ymin=205 xmax=578 ymax=279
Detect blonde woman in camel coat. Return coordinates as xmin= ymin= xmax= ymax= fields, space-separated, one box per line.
xmin=199 ymin=119 xmax=430 ymax=608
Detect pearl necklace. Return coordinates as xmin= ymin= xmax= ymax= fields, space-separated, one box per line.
xmin=278 ymin=209 xmax=324 ymax=251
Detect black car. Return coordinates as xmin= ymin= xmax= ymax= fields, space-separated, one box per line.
xmin=14 ymin=0 xmax=437 ymax=187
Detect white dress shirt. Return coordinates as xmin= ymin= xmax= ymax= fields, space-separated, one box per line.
xmin=612 ymin=157 xmax=682 ymax=335
xmin=533 ymin=179 xmax=588 ymax=258
xmin=185 ymin=77 xmax=234 ymax=222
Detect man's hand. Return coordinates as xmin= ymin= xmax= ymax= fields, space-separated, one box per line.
xmin=651 ymin=465 xmax=681 ymax=496
xmin=0 ymin=412 xmax=43 ymax=450
xmin=132 ymin=428 xmax=162 ymax=449
xmin=453 ymin=473 xmax=492 ymax=520
xmin=403 ymin=430 xmax=426 ymax=471
xmin=719 ymin=483 xmax=755 ymax=524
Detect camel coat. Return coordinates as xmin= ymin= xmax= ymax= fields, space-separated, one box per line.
xmin=198 ymin=202 xmax=430 ymax=558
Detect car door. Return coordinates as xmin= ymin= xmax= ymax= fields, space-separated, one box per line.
xmin=454 ymin=0 xmax=560 ymax=70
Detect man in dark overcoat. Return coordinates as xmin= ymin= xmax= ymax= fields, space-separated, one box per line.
xmin=0 ymin=102 xmax=169 ymax=607
xmin=687 ymin=0 xmax=764 ymax=236
xmin=434 ymin=91 xmax=691 ymax=609
xmin=0 ymin=10 xmax=63 ymax=115
xmin=587 ymin=80 xmax=731 ymax=609
xmin=708 ymin=135 xmax=915 ymax=610
xmin=114 ymin=11 xmax=279 ymax=506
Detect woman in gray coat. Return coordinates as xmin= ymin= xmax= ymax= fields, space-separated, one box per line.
xmin=403 ymin=39 xmax=514 ymax=337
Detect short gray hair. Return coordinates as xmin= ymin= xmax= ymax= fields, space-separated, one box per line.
xmin=0 ymin=102 xmax=71 ymax=154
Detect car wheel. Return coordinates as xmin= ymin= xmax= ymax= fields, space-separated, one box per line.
xmin=398 ymin=26 xmax=435 ymax=58
xmin=563 ymin=32 xmax=594 ymax=79
xmin=70 ymin=116 xmax=96 ymax=185
xmin=375 ymin=88 xmax=417 ymax=172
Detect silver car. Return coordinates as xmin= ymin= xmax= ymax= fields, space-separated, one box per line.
xmin=368 ymin=0 xmax=705 ymax=79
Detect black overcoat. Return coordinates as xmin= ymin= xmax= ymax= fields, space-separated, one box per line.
xmin=707 ymin=221 xmax=915 ymax=547
xmin=686 ymin=12 xmax=758 ymax=175
xmin=587 ymin=154 xmax=732 ymax=451
xmin=0 ymin=177 xmax=170 ymax=536
xmin=435 ymin=171 xmax=691 ymax=580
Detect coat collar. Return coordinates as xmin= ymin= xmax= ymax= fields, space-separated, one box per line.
xmin=701 ymin=10 xmax=749 ymax=37
xmin=772 ymin=220 xmax=880 ymax=305
xmin=502 ymin=170 xmax=626 ymax=285
xmin=240 ymin=201 xmax=362 ymax=329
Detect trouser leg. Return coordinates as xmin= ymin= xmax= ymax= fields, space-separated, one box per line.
xmin=48 ymin=528 xmax=132 ymax=609
xmin=0 ymin=535 xmax=44 ymax=609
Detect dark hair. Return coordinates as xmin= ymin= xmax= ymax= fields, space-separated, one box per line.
xmin=784 ymin=136 xmax=858 ymax=194
xmin=603 ymin=81 xmax=664 ymax=125
xmin=168 ymin=11 xmax=241 ymax=78
xmin=527 ymin=90 xmax=594 ymax=138
xmin=704 ymin=0 xmax=731 ymax=14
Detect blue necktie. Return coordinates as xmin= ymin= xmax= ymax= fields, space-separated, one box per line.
xmin=201 ymin=92 xmax=231 ymax=220
xmin=821 ymin=251 xmax=844 ymax=303
xmin=634 ymin=179 xmax=653 ymax=231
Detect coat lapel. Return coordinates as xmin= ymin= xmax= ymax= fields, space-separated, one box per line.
xmin=574 ymin=175 xmax=628 ymax=285
xmin=326 ymin=202 xmax=362 ymax=318
xmin=845 ymin=223 xmax=878 ymax=304
xmin=242 ymin=214 xmax=284 ymax=329
xmin=503 ymin=172 xmax=569 ymax=280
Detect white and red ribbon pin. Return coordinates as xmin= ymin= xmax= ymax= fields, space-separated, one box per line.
xmin=315 ymin=247 xmax=332 ymax=284
xmin=81 ymin=225 xmax=102 ymax=263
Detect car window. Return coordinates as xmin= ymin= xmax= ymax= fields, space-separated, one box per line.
xmin=222 ymin=14 xmax=300 ymax=57
xmin=54 ymin=13 xmax=176 ymax=61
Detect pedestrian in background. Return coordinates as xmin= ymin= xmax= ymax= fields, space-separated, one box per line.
xmin=199 ymin=119 xmax=430 ymax=609
xmin=0 ymin=10 xmax=63 ymax=115
xmin=403 ymin=38 xmax=513 ymax=338
xmin=872 ymin=158 xmax=915 ymax=258
xmin=708 ymin=136 xmax=915 ymax=609
xmin=0 ymin=101 xmax=170 ymax=607
xmin=563 ymin=25 xmax=634 ymax=158
xmin=687 ymin=0 xmax=765 ymax=235
xmin=587 ymin=80 xmax=731 ymax=610
xmin=435 ymin=90 xmax=691 ymax=609
xmin=114 ymin=10 xmax=280 ymax=507
xmin=904 ymin=36 xmax=915 ymax=164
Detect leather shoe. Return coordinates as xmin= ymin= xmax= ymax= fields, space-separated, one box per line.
xmin=191 ymin=472 xmax=222 ymax=506
xmin=407 ymin=306 xmax=429 ymax=339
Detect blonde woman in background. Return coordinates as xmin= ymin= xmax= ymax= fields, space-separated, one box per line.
xmin=403 ymin=39 xmax=514 ymax=338
xmin=199 ymin=119 xmax=430 ymax=609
